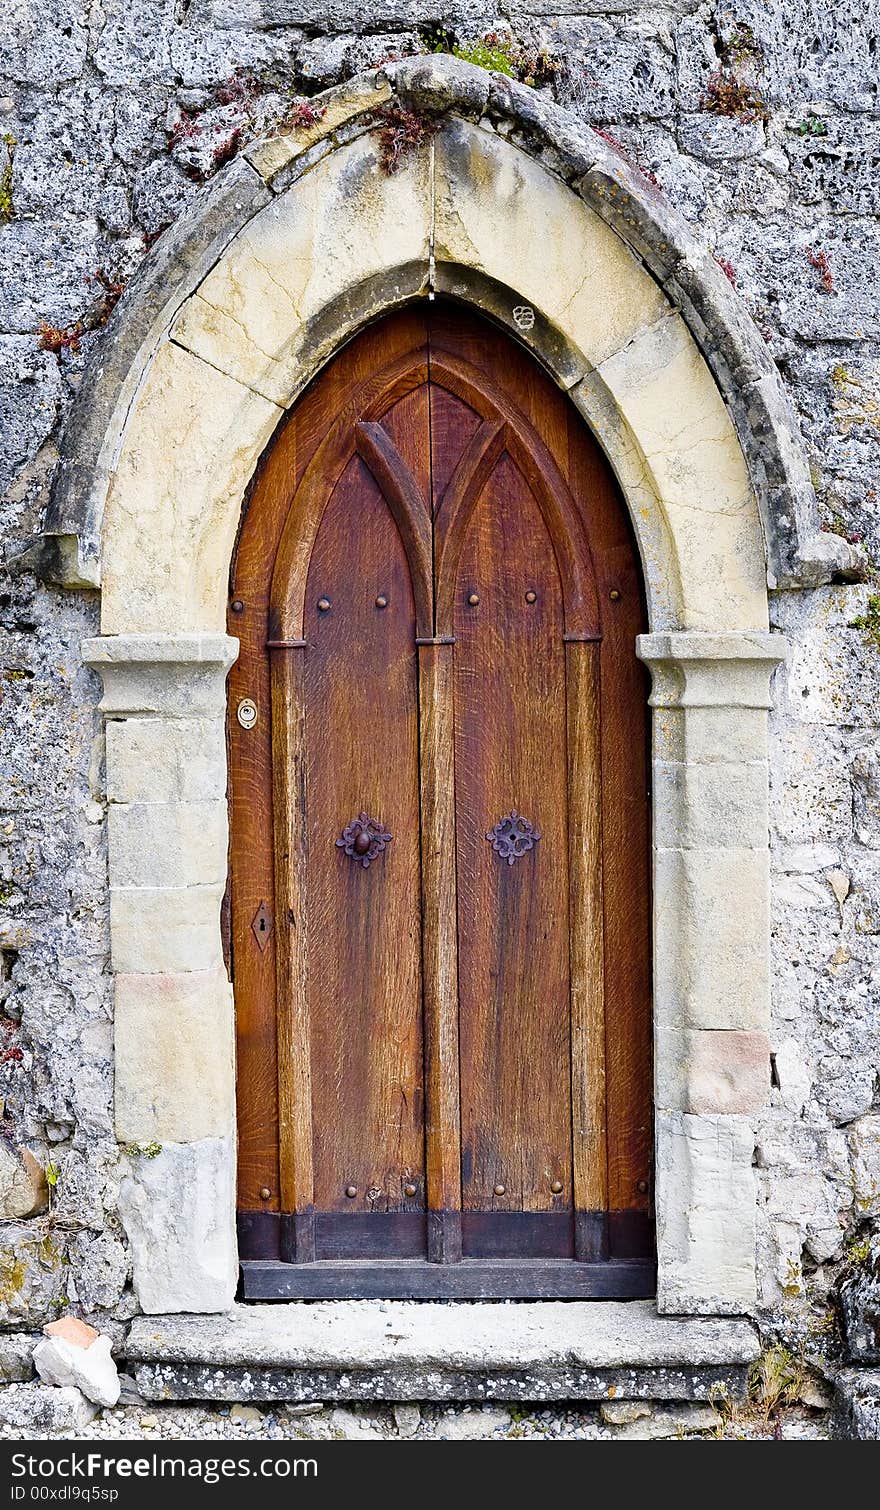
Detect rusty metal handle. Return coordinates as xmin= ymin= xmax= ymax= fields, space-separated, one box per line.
xmin=335 ymin=812 xmax=393 ymax=869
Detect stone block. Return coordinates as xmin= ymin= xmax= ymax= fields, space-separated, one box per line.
xmin=115 ymin=968 xmax=235 ymax=1143
xmin=0 ymin=1334 xmax=38 ymax=1383
xmin=849 ymin=1115 xmax=880 ymax=1219
xmin=118 ymin=1136 xmax=237 ymax=1315
xmin=34 ymin=1332 xmax=121 ymax=1408
xmin=852 ymin=744 xmax=880 ymax=849
xmin=108 ymin=801 xmax=227 ymax=889
xmin=654 ymin=847 xmax=770 ymax=1030
xmin=652 ymin=761 xmax=768 ymax=849
xmin=100 ymin=342 xmax=282 ymax=635
xmin=110 ymin=884 xmax=225 ymax=975
xmin=245 ymin=73 xmax=392 ymax=185
xmin=0 ymin=1144 xmax=48 ymax=1219
xmin=840 ymin=1235 xmax=880 ymax=1365
xmin=172 ymin=133 xmax=431 ymax=406
xmin=127 ymin=1299 xmax=759 ymax=1401
xmin=433 ymin=118 xmax=667 ymax=377
xmin=656 ymin=1029 xmax=770 ymax=1115
xmin=84 ymin=635 xmax=239 ymax=719
xmin=651 ymin=706 xmax=769 ymax=766
xmin=834 ymin=1370 xmax=880 ymax=1440
xmin=0 ymin=1382 xmax=97 ymax=1434
xmin=105 ymin=718 xmax=227 ymax=803
xmin=598 ymin=310 xmax=768 ymax=636
xmin=0 ymin=1223 xmax=68 ymax=1329
xmin=655 ymin=1111 xmax=758 ymax=1314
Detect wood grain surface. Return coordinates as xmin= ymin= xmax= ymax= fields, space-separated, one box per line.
xmin=229 ymin=301 xmax=653 ymax=1283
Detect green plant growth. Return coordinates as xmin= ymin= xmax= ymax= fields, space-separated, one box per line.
xmin=0 ymin=135 xmax=15 ymax=224
xmin=45 ymin=1162 xmax=60 ymax=1213
xmin=125 ymin=1140 xmax=162 ymax=1159
xmin=849 ymin=594 xmax=880 ymax=648
xmin=748 ymin=1346 xmax=806 ymax=1421
xmin=421 ymin=26 xmax=559 ymax=87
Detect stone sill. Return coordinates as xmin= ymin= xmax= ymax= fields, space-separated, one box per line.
xmin=128 ymin=1301 xmax=759 ymax=1404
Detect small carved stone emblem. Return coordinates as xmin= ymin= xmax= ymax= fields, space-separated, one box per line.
xmin=513 ymin=305 xmax=535 ymax=331
xmin=336 ymin=812 xmax=393 ymax=868
xmin=485 ymin=811 xmax=541 ymax=865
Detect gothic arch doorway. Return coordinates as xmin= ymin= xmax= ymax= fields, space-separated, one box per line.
xmin=229 ymin=301 xmax=653 ymax=1299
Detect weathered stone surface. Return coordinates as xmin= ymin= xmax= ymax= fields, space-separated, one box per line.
xmin=0 ymin=1223 xmax=68 ymax=1328
xmin=0 ymin=0 xmax=877 ymax=1368
xmin=118 ymin=1137 xmax=237 ymax=1314
xmin=0 ymin=1143 xmax=48 ymax=1218
xmin=607 ymin=1403 xmax=721 ymax=1438
xmin=0 ymin=1333 xmax=38 ymax=1383
xmin=840 ymin=1235 xmax=880 ymax=1364
xmin=172 ymin=132 xmax=431 ymax=406
xmin=67 ymin=1230 xmax=130 ymax=1314
xmin=0 ymin=1381 xmax=98 ymax=1434
xmin=433 ymin=117 xmax=668 ymax=376
xmin=655 ymin=1029 xmax=770 ymax=1116
xmin=108 ymin=802 xmax=228 ymax=890
xmin=127 ymin=1300 xmax=758 ymax=1401
xmin=852 ymin=746 xmax=880 ymax=850
xmin=393 ymin=1402 xmax=420 ymax=1437
xmin=34 ymin=1330 xmax=121 ymax=1407
xmin=655 ymin=1112 xmax=758 ymax=1314
xmin=0 ymin=338 xmax=62 ymax=497
xmin=114 ymin=967 xmax=235 ymax=1143
xmin=849 ymin=1117 xmax=880 ymax=1220
xmin=436 ymin=1406 xmax=511 ymax=1439
xmin=44 ymin=1316 xmax=100 ymax=1348
xmin=834 ymin=1369 xmax=880 ymax=1440
xmin=100 ymin=343 xmax=281 ymax=634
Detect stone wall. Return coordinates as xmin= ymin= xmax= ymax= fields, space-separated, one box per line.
xmin=0 ymin=0 xmax=878 ymax=1344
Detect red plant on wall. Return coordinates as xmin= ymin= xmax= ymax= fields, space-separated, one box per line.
xmin=807 ymin=248 xmax=834 ymax=293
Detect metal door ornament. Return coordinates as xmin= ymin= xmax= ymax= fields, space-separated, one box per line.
xmin=336 ymin=812 xmax=394 ymax=868
xmin=485 ymin=811 xmax=541 ymax=864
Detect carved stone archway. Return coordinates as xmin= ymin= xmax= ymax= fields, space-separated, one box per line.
xmin=38 ymin=56 xmax=826 ymax=1316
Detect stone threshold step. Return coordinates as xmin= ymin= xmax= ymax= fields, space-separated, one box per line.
xmin=127 ymin=1301 xmax=760 ymax=1404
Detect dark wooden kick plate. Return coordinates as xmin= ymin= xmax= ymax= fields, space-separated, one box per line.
xmin=239 ymin=1258 xmax=656 ymax=1301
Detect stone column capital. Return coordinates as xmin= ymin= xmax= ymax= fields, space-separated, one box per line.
xmin=636 ymin=631 xmax=788 ymax=710
xmin=82 ymin=633 xmax=240 ymax=717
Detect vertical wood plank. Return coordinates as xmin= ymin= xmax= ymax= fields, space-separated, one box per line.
xmin=417 ymin=640 xmax=462 ymax=1262
xmin=302 ymin=455 xmax=425 ymax=1222
xmin=566 ymin=639 xmax=609 ymax=1261
xmin=452 ymin=456 xmax=572 ymax=1225
xmin=270 ymin=645 xmax=315 ymax=1260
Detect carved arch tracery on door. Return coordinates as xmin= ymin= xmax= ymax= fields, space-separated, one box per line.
xmin=229 ymin=303 xmax=653 ymax=1299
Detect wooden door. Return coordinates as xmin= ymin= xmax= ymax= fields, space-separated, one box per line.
xmin=229 ymin=303 xmax=654 ymax=1299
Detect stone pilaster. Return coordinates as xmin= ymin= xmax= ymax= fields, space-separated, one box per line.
xmin=637 ymin=630 xmax=787 ymax=1314
xmin=83 ymin=633 xmax=239 ymax=1314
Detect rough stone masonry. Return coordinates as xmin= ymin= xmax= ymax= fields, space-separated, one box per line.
xmin=0 ymin=0 xmax=878 ymax=1386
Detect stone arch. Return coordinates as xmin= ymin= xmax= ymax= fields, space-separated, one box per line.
xmin=56 ymin=56 xmax=802 ymax=1316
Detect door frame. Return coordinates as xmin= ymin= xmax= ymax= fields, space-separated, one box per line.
xmin=68 ymin=58 xmax=804 ymax=1318
xmin=229 ymin=305 xmax=656 ymax=1300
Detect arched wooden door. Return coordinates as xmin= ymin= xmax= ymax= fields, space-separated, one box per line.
xmin=229 ymin=303 xmax=654 ymax=1299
